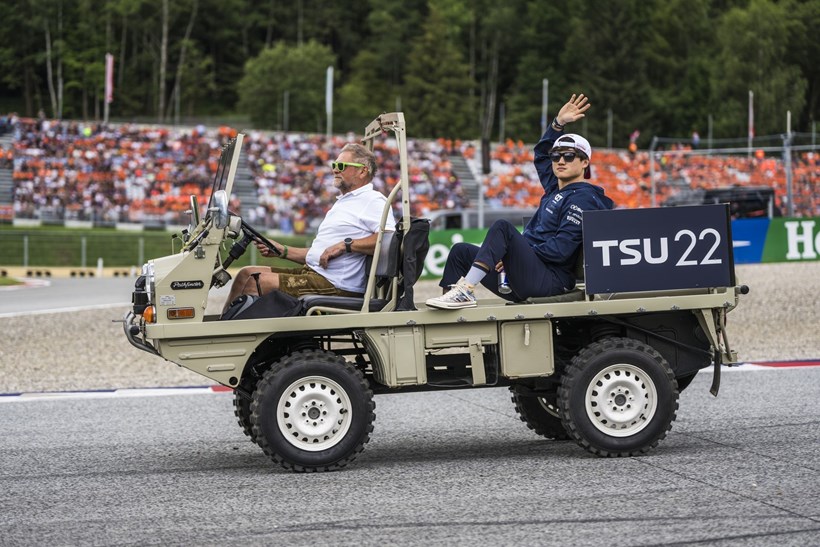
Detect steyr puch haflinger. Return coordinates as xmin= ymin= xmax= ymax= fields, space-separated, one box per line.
xmin=122 ymin=112 xmax=746 ymax=472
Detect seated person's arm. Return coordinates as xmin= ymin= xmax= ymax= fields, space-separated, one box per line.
xmin=346 ymin=233 xmax=379 ymax=256
xmin=256 ymin=241 xmax=307 ymax=264
xmin=318 ymin=232 xmax=379 ymax=269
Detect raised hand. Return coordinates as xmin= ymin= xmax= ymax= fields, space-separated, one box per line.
xmin=556 ymin=94 xmax=591 ymax=126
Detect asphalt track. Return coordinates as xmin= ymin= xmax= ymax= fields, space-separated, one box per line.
xmin=0 ymin=369 xmax=818 ymax=546
xmin=1 ymin=278 xmax=819 ymax=545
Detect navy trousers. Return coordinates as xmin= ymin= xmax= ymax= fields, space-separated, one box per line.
xmin=440 ymin=220 xmax=568 ymax=300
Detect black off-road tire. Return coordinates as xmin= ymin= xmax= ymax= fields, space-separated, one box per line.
xmin=509 ymin=388 xmax=570 ymax=440
xmin=250 ymin=349 xmax=375 ymax=472
xmin=233 ymin=389 xmax=259 ymax=445
xmin=558 ymin=337 xmax=679 ymax=457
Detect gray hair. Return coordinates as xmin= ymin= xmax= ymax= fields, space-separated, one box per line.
xmin=341 ymin=143 xmax=377 ymax=181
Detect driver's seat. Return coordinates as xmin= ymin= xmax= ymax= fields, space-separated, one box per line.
xmin=299 ymin=230 xmax=401 ymax=315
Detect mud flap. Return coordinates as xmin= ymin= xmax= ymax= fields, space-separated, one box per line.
xmin=710 ymin=349 xmax=721 ymax=397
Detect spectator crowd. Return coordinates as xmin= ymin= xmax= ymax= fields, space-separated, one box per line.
xmin=1 ymin=114 xmax=817 ymax=230
xmin=243 ymin=131 xmax=468 ymax=232
xmin=4 ymin=116 xmax=467 ymax=230
xmin=477 ymin=139 xmax=818 ymax=217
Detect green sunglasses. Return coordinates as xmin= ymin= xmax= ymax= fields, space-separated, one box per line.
xmin=330 ymin=161 xmax=366 ymax=171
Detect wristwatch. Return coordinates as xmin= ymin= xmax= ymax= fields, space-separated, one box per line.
xmin=344 ymin=238 xmax=353 ymax=253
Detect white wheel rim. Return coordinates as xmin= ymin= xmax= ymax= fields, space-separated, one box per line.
xmin=537 ymin=397 xmax=560 ymax=418
xmin=277 ymin=375 xmax=352 ymax=452
xmin=585 ymin=363 xmax=657 ymax=437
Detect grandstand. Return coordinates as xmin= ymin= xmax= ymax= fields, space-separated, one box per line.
xmin=1 ymin=116 xmax=817 ymax=234
xmin=473 ymin=137 xmax=818 ymax=218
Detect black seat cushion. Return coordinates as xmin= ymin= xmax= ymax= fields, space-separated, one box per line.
xmin=298 ymin=294 xmax=388 ymax=313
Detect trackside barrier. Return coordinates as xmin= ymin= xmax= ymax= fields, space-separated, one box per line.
xmin=1 ymin=216 xmax=817 ymax=279
xmin=423 ymin=215 xmax=820 ymax=279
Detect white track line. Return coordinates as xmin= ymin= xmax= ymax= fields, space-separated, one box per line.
xmin=0 ymin=302 xmax=130 ymax=319
xmin=1 ymin=363 xmax=817 ymax=403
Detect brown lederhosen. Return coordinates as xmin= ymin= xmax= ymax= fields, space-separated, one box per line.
xmin=271 ymin=265 xmax=362 ymax=298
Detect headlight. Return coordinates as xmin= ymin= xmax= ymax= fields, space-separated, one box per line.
xmin=133 ymin=262 xmax=156 ymax=316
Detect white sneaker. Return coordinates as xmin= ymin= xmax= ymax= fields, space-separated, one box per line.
xmin=426 ymin=278 xmax=477 ymax=309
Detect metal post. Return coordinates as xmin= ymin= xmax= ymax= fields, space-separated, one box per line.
xmin=541 ymin=78 xmax=549 ymax=136
xmin=81 ymin=236 xmax=87 ymax=268
xmin=649 ymin=136 xmax=658 ymax=208
xmin=138 ymin=237 xmax=144 ymax=266
xmin=748 ymin=90 xmax=754 ymax=157
xmin=325 ymin=66 xmax=334 ymax=138
xmin=23 ymin=235 xmax=28 ymax=268
xmin=104 ymin=53 xmax=113 ymax=125
xmin=785 ymin=111 xmax=794 ymax=217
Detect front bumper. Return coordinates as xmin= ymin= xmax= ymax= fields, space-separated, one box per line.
xmin=122 ymin=311 xmax=160 ymax=356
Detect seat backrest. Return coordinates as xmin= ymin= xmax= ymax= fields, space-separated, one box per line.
xmin=300 ymin=218 xmax=430 ymax=314
xmin=365 ymin=230 xmax=400 ymax=280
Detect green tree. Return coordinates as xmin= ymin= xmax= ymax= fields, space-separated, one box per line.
xmin=403 ymin=5 xmax=474 ymax=138
xmin=336 ymin=50 xmax=393 ymax=132
xmin=560 ymin=0 xmax=655 ymax=148
xmin=503 ymin=0 xmax=573 ymax=143
xmin=237 ymin=40 xmax=335 ymax=131
xmin=786 ymin=0 xmax=820 ymax=129
xmin=710 ymin=0 xmax=807 ymax=138
xmin=644 ymin=0 xmax=715 ymax=139
xmin=364 ymin=0 xmax=426 ymax=90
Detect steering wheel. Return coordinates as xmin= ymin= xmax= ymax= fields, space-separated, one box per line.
xmin=211 ymin=220 xmax=281 ymax=288
xmin=238 ymin=220 xmax=281 ymax=257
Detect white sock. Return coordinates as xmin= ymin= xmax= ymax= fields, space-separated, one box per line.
xmin=464 ymin=267 xmax=485 ymax=286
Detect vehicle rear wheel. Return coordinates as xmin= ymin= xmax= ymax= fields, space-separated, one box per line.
xmin=233 ymin=388 xmax=259 ymax=445
xmin=251 ymin=349 xmax=375 ymax=472
xmin=509 ymin=388 xmax=570 ymax=440
xmin=558 ymin=337 xmax=679 ymax=457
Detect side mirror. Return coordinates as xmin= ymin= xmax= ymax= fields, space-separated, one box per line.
xmin=212 ymin=190 xmax=230 ymax=230
xmin=188 ymin=195 xmax=201 ymax=226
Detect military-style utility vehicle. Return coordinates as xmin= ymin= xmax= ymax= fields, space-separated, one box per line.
xmin=123 ymin=113 xmax=745 ymax=472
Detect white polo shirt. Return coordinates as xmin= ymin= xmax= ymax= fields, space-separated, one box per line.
xmin=305 ymin=183 xmax=396 ymax=293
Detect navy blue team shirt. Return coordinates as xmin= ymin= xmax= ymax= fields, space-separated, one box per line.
xmin=524 ymin=126 xmax=615 ymax=288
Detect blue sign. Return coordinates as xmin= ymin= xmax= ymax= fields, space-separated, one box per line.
xmin=730 ymin=218 xmax=770 ymax=264
xmin=582 ymin=205 xmax=735 ymax=294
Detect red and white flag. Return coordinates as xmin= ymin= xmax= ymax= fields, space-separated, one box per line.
xmin=105 ymin=53 xmax=114 ymax=104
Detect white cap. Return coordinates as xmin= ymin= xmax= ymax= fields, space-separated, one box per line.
xmin=551 ymin=133 xmax=592 ymax=178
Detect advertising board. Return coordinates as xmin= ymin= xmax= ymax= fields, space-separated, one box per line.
xmin=421 ymin=213 xmax=820 ymax=280
xmin=581 ymin=205 xmax=735 ymax=294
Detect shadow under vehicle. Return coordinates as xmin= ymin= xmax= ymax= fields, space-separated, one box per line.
xmin=122 ymin=113 xmax=746 ymax=472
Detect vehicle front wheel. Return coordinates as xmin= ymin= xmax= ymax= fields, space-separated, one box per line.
xmin=510 ymin=388 xmax=570 ymax=440
xmin=251 ymin=349 xmax=375 ymax=472
xmin=558 ymin=337 xmax=679 ymax=457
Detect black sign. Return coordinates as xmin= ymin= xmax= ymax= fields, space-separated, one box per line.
xmin=170 ymin=280 xmax=205 ymax=290
xmin=582 ymin=204 xmax=735 ymax=294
